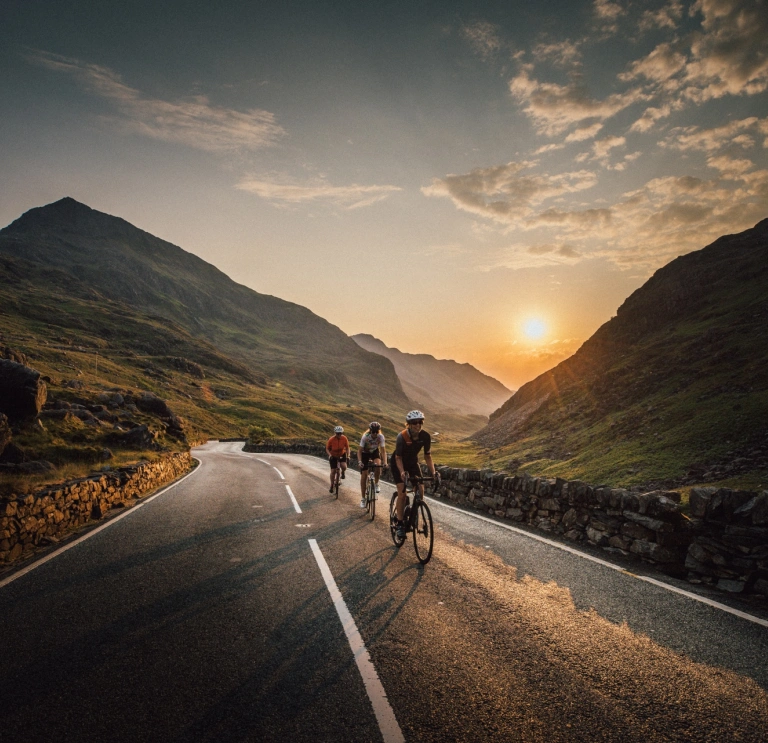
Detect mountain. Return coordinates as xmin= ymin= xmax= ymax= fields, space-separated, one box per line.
xmin=472 ymin=218 xmax=768 ymax=488
xmin=352 ymin=334 xmax=512 ymax=417
xmin=0 ymin=198 xmax=407 ymax=409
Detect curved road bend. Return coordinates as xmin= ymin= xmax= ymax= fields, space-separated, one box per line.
xmin=0 ymin=441 xmax=765 ymax=742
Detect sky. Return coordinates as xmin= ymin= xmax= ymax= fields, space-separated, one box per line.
xmin=1 ymin=0 xmax=767 ymax=390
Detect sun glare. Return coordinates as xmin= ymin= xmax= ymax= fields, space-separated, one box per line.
xmin=523 ymin=317 xmax=547 ymax=340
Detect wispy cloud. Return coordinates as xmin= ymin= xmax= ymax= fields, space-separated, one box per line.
xmin=477 ymin=243 xmax=582 ymax=271
xmin=593 ymin=0 xmax=626 ymax=34
xmin=532 ymin=40 xmax=582 ymax=68
xmin=26 ymin=49 xmax=285 ymax=152
xmin=421 ymin=161 xmax=597 ymax=224
xmin=461 ymin=21 xmax=502 ymax=59
xmin=237 ymin=176 xmax=401 ymax=208
xmin=509 ymin=65 xmax=647 ymax=136
xmin=639 ymin=1 xmax=684 ymax=31
xmin=663 ymin=117 xmax=764 ymax=151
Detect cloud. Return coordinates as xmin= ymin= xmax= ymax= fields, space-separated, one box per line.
xmin=639 ymin=1 xmax=684 ymax=31
xmin=527 ymin=169 xmax=768 ymax=268
xmin=593 ymin=0 xmax=626 ymax=33
xmin=26 ymin=50 xmax=285 ymax=152
xmin=683 ymin=0 xmax=768 ymax=100
xmin=509 ymin=66 xmax=647 ymax=136
xmin=535 ymin=143 xmax=566 ymax=154
xmin=706 ymin=154 xmax=755 ymax=177
xmin=592 ymin=135 xmax=626 ymax=161
xmin=461 ymin=21 xmax=502 ymax=59
xmin=619 ymin=42 xmax=687 ymax=84
xmin=663 ymin=117 xmax=762 ymax=151
xmin=630 ymin=104 xmax=674 ymax=132
xmin=532 ymin=40 xmax=582 ymax=67
xmin=565 ymin=122 xmax=604 ymax=142
xmin=477 ymin=243 xmax=582 ymax=271
xmin=421 ymin=161 xmax=597 ymax=224
xmin=236 ymin=176 xmax=401 ymax=208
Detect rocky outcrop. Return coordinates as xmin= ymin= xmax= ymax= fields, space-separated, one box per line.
xmin=0 ymin=452 xmax=193 ymax=564
xmin=0 ymin=359 xmax=47 ymax=421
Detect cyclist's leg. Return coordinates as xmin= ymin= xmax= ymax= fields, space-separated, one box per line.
xmin=359 ymin=463 xmax=368 ymax=498
xmin=340 ymin=455 xmax=347 ymax=479
xmin=329 ymin=456 xmax=338 ymax=491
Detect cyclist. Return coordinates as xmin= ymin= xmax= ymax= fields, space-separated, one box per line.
xmin=326 ymin=426 xmax=350 ymax=493
xmin=392 ymin=410 xmax=438 ymax=539
xmin=358 ymin=421 xmax=387 ymax=508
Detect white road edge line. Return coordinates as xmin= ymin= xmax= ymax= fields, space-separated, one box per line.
xmin=285 ymin=485 xmax=302 ymax=514
xmin=256 ymin=458 xmax=270 ymax=465
xmin=273 ymin=466 xmax=285 ymax=479
xmin=428 ymin=495 xmax=768 ymax=629
xmin=308 ymin=539 xmax=404 ymax=743
xmin=0 ymin=457 xmax=204 ymax=590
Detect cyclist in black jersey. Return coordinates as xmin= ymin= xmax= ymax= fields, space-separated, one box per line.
xmin=391 ymin=410 xmax=438 ymax=540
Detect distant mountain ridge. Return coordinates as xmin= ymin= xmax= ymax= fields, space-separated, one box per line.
xmin=0 ymin=198 xmax=408 ymax=409
xmin=352 ymin=333 xmax=512 ymax=417
xmin=472 ymin=218 xmax=768 ymax=486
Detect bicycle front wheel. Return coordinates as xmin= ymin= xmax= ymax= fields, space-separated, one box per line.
xmin=368 ymin=480 xmax=376 ymax=521
xmin=389 ymin=493 xmax=405 ymax=547
xmin=412 ymin=501 xmax=434 ymax=564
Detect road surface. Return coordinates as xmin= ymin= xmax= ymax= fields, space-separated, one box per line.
xmin=1 ymin=441 xmax=767 ymax=742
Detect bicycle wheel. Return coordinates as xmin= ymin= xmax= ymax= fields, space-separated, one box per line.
xmin=368 ymin=480 xmax=376 ymax=521
xmin=389 ymin=493 xmax=405 ymax=547
xmin=412 ymin=501 xmax=434 ymax=564
xmin=334 ymin=477 xmax=339 ymax=499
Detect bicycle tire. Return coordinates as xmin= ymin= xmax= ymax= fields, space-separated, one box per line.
xmin=412 ymin=501 xmax=434 ymax=564
xmin=334 ymin=479 xmax=339 ymax=499
xmin=389 ymin=492 xmax=405 ymax=547
xmin=368 ymin=479 xmax=376 ymax=521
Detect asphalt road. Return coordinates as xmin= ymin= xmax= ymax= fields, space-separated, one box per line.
xmin=2 ymin=441 xmax=767 ymax=742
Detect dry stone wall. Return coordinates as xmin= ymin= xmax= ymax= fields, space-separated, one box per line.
xmin=0 ymin=452 xmax=193 ymax=565
xmin=247 ymin=440 xmax=767 ymax=597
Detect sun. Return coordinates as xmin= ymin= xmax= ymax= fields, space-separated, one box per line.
xmin=523 ymin=317 xmax=547 ymax=340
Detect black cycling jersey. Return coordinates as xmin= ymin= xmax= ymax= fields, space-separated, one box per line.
xmin=394 ymin=429 xmax=431 ymax=467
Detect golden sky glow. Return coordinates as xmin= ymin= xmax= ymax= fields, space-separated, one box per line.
xmin=1 ymin=1 xmax=767 ymax=389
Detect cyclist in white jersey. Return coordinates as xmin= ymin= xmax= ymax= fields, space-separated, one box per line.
xmin=358 ymin=421 xmax=386 ymax=508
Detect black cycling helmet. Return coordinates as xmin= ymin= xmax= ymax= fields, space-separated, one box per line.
xmin=369 ymin=421 xmax=381 ymax=433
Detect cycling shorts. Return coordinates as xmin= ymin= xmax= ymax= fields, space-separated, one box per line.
xmin=391 ymin=461 xmax=421 ymax=486
xmin=329 ymin=454 xmax=347 ymax=469
xmin=360 ymin=451 xmax=381 ymax=470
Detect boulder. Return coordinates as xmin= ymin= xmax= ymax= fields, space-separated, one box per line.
xmin=0 ymin=359 xmax=47 ymax=421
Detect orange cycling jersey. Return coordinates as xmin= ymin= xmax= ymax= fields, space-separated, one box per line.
xmin=326 ymin=435 xmax=349 ymax=457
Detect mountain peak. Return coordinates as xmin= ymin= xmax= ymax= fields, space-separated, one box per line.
xmin=2 ymin=197 xmax=139 ymax=242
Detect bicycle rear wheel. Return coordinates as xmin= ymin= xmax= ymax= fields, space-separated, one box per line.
xmin=334 ymin=478 xmax=339 ymax=499
xmin=389 ymin=493 xmax=405 ymax=547
xmin=368 ymin=480 xmax=376 ymax=521
xmin=412 ymin=501 xmax=434 ymax=564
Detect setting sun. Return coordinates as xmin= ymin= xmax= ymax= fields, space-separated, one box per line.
xmin=523 ymin=317 xmax=547 ymax=341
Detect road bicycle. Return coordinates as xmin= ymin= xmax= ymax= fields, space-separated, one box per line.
xmin=389 ymin=474 xmax=436 ymax=564
xmin=330 ymin=458 xmax=345 ymax=499
xmin=362 ymin=463 xmax=384 ymax=521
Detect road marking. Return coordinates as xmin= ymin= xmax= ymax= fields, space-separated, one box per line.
xmin=0 ymin=458 xmax=203 ymax=589
xmin=309 ymin=539 xmax=404 ymax=743
xmin=273 ymin=466 xmax=284 ymax=479
xmin=429 ymin=496 xmax=768 ymax=629
xmin=286 ymin=485 xmax=302 ymax=514
xmin=257 ymin=458 xmax=270 ymax=465
xmin=296 ymin=524 xmax=312 ymax=528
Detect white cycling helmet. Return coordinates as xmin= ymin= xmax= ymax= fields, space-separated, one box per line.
xmin=334 ymin=425 xmax=344 ymax=433
xmin=405 ymin=410 xmax=424 ymax=422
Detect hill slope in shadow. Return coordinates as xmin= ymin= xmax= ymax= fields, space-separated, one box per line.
xmin=472 ymin=218 xmax=768 ymax=488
